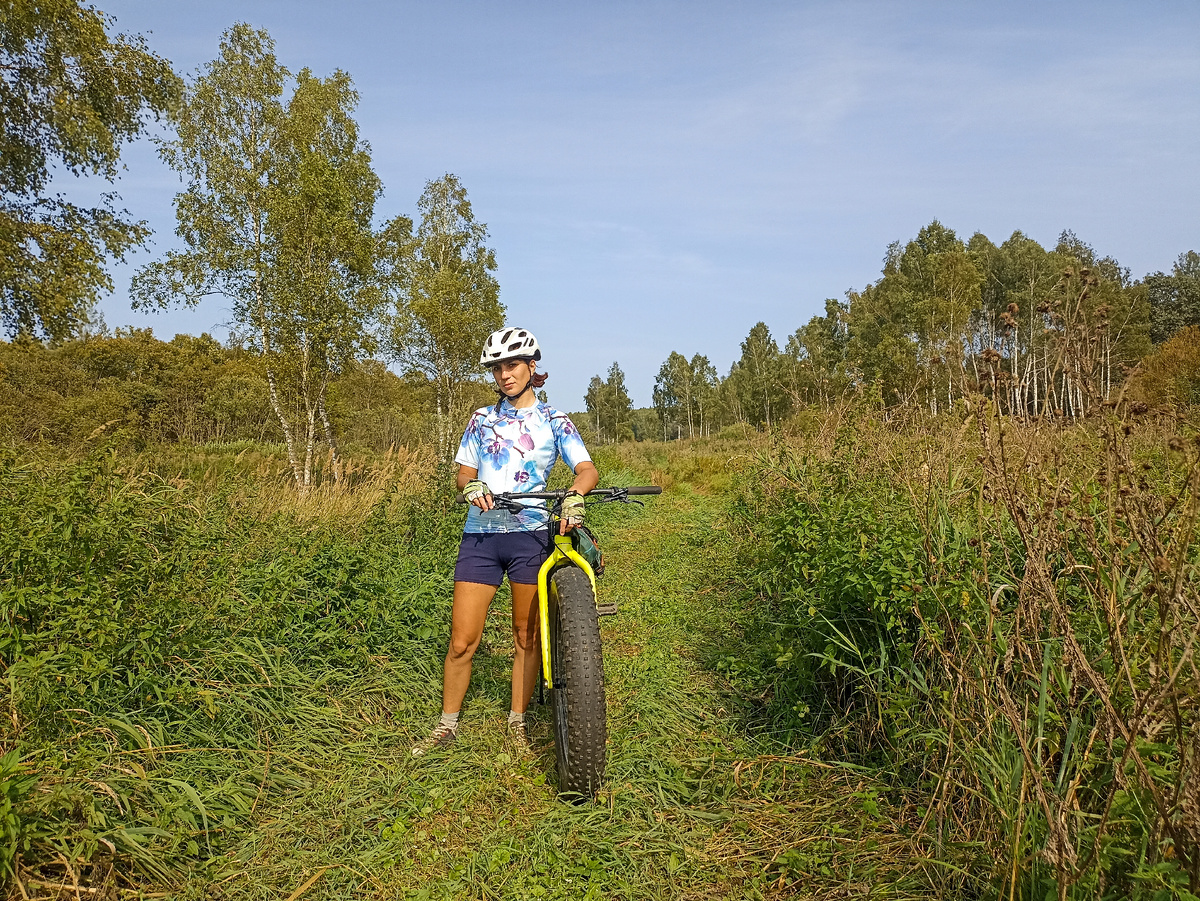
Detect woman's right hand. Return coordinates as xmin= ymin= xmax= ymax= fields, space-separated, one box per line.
xmin=464 ymin=478 xmax=493 ymax=511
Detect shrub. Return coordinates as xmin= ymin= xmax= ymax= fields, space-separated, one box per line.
xmin=0 ymin=449 xmax=459 ymax=884
xmin=1132 ymin=325 xmax=1200 ymax=409
xmin=725 ymin=405 xmax=1200 ymax=898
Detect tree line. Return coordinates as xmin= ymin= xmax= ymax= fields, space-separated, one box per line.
xmin=581 ymin=224 xmax=1200 ymax=442
xmin=0 ymin=328 xmax=498 ymax=453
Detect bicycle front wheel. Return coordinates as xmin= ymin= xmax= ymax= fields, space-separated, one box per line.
xmin=547 ymin=564 xmax=607 ymax=800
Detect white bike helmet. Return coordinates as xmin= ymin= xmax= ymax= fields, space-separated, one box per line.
xmin=480 ymin=327 xmax=542 ymax=366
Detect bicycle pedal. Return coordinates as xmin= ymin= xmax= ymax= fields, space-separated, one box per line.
xmin=595 ymin=602 xmax=618 ymax=617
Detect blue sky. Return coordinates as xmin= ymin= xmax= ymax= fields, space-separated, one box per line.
xmin=87 ymin=1 xmax=1200 ymax=408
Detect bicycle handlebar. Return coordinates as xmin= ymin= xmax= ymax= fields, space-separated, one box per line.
xmin=454 ymin=486 xmax=662 ymax=504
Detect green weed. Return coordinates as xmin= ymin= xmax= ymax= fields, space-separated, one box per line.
xmin=0 ymin=448 xmax=458 ymax=892
xmin=724 ymin=404 xmax=1200 ymax=899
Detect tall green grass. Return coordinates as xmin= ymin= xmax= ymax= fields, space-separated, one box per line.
xmin=15 ymin=418 xmax=1195 ymax=899
xmin=724 ymin=404 xmax=1200 ymax=899
xmin=0 ymin=447 xmax=460 ymax=889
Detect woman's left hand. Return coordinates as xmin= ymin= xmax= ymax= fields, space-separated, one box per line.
xmin=559 ymin=493 xmax=584 ymax=534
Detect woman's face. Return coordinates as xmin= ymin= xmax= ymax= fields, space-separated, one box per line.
xmin=491 ymin=359 xmax=534 ymax=396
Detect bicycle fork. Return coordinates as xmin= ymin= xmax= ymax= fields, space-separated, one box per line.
xmin=535 ymin=531 xmax=598 ymax=690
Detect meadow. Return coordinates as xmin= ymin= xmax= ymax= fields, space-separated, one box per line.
xmin=2 ymin=400 xmax=1197 ymax=900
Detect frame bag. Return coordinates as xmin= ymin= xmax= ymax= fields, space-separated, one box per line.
xmin=571 ymin=525 xmax=605 ymax=577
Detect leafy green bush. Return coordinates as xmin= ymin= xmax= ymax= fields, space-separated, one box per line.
xmin=723 ymin=448 xmax=984 ymax=751
xmin=0 ymin=751 xmax=35 ymax=880
xmin=724 ymin=410 xmax=1200 ymax=899
xmin=0 ymin=449 xmax=460 ymax=883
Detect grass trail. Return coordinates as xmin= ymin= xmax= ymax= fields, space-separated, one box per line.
xmin=173 ymin=489 xmax=931 ymax=901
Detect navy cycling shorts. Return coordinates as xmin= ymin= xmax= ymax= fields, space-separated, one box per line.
xmin=454 ymin=530 xmax=551 ymax=586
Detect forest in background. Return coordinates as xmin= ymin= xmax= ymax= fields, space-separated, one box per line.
xmin=5 ymin=224 xmax=1200 ymax=458
xmin=586 ymin=230 xmax=1200 ymax=443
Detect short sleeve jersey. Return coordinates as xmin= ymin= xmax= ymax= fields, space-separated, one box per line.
xmin=454 ymin=399 xmax=592 ymax=533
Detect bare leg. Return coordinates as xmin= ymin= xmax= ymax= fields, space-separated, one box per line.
xmin=442 ymin=580 xmax=499 ymax=714
xmin=511 ymin=581 xmax=541 ymax=714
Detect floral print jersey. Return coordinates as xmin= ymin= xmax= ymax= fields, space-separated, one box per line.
xmin=454 ymin=399 xmax=592 ymax=533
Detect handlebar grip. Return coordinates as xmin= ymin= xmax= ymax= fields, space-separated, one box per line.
xmin=455 ymin=493 xmax=466 ymax=504
xmin=622 ymin=486 xmax=662 ymax=495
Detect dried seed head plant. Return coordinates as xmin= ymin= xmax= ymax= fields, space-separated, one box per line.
xmin=954 ymin=314 xmax=1200 ymax=897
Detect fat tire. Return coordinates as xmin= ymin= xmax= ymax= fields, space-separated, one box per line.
xmin=548 ymin=564 xmax=607 ymax=800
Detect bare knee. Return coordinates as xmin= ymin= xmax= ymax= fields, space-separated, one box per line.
xmin=513 ymin=623 xmax=539 ymax=653
xmin=448 ymin=632 xmax=480 ymax=662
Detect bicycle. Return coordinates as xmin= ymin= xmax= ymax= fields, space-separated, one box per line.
xmin=457 ymin=485 xmax=661 ymax=799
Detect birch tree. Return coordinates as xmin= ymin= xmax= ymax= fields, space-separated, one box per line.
xmin=384 ymin=174 xmax=502 ymax=457
xmin=585 ymin=362 xmax=632 ymax=442
xmin=969 ymin=231 xmax=1059 ymax=416
xmin=784 ymin=298 xmax=850 ymax=408
xmin=263 ymin=69 xmax=382 ymax=486
xmin=653 ymin=351 xmax=693 ymax=439
xmin=132 ymin=25 xmax=382 ymax=489
xmin=1045 ymin=234 xmax=1150 ymax=415
xmin=898 ymin=223 xmax=980 ymax=412
xmin=845 ymin=273 xmax=921 ymax=406
xmin=132 ymin=24 xmax=286 ymax=443
xmin=736 ymin=322 xmax=787 ymax=427
xmin=689 ymin=353 xmax=718 ymax=437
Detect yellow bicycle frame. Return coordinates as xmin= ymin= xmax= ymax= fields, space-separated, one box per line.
xmin=536 ymin=531 xmax=597 ymax=689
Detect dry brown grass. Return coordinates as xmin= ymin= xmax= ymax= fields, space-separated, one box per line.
xmin=242 ymin=445 xmax=438 ymax=524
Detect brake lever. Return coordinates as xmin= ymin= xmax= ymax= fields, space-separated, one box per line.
xmin=592 ymin=487 xmax=643 ymax=507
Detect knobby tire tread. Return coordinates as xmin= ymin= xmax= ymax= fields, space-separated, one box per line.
xmin=549 ymin=564 xmax=607 ymax=800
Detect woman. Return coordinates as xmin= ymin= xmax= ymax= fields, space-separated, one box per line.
xmin=412 ymin=327 xmax=598 ymax=756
